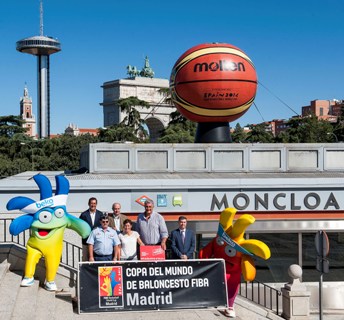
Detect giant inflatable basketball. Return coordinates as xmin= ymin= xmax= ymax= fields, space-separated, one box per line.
xmin=170 ymin=43 xmax=257 ymax=123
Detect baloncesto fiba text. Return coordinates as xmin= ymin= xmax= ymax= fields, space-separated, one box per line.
xmin=125 ymin=266 xmax=209 ymax=306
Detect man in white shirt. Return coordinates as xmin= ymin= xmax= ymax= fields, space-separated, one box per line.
xmin=79 ymin=197 xmax=103 ymax=261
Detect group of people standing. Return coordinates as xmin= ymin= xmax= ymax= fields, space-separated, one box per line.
xmin=79 ymin=197 xmax=196 ymax=262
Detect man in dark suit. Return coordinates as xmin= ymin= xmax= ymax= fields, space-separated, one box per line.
xmin=79 ymin=197 xmax=103 ymax=261
xmin=170 ymin=216 xmax=195 ymax=260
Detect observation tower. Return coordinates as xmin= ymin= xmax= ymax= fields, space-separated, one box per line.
xmin=16 ymin=0 xmax=61 ymax=138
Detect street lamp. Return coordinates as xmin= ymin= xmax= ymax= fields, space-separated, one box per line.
xmin=20 ymin=142 xmax=34 ymax=171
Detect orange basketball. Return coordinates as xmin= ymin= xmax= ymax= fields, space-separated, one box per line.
xmin=170 ymin=43 xmax=257 ymax=122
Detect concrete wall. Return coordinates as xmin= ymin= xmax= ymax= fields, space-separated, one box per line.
xmin=80 ymin=143 xmax=344 ymax=173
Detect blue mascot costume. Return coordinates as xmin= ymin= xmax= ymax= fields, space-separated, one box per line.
xmin=6 ymin=174 xmax=91 ymax=291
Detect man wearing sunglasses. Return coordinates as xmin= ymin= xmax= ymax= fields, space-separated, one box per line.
xmin=87 ymin=213 xmax=120 ymax=262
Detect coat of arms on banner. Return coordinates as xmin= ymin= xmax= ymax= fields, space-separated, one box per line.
xmin=98 ymin=266 xmax=123 ymax=308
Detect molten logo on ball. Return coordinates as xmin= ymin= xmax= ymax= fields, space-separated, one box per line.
xmin=170 ymin=43 xmax=257 ymax=123
xmin=194 ymin=60 xmax=245 ymax=73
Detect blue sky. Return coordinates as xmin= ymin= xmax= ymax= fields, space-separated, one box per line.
xmin=1 ymin=0 xmax=344 ymax=134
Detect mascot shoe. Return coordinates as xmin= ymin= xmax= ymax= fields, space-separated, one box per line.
xmin=21 ymin=277 xmax=34 ymax=287
xmin=224 ymin=307 xmax=236 ymax=318
xmin=45 ymin=281 xmax=57 ymax=291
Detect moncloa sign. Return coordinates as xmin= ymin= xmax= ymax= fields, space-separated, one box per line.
xmin=210 ymin=191 xmax=340 ymax=211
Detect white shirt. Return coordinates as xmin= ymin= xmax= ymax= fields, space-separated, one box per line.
xmin=114 ymin=215 xmax=121 ymax=231
xmin=119 ymin=231 xmax=140 ymax=260
xmin=90 ymin=211 xmax=96 ymax=226
xmin=180 ymin=229 xmax=185 ymax=243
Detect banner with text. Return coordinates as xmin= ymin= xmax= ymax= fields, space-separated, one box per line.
xmin=78 ymin=259 xmax=227 ymax=313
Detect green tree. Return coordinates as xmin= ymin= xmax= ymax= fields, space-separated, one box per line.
xmin=158 ymin=111 xmax=196 ymax=143
xmin=98 ymin=124 xmax=148 ymax=143
xmin=274 ymin=130 xmax=292 ymax=143
xmin=246 ymin=123 xmax=274 ymax=143
xmin=276 ymin=115 xmax=334 ymax=143
xmin=158 ymin=87 xmax=172 ymax=105
xmin=298 ymin=115 xmax=334 ymax=143
xmin=231 ymin=123 xmax=247 ymax=143
xmin=117 ymin=96 xmax=150 ymax=140
xmin=158 ymin=123 xmax=195 ymax=143
xmin=274 ymin=117 xmax=301 ymax=143
xmin=333 ymin=105 xmax=344 ymax=142
xmin=43 ymin=134 xmax=99 ymax=171
xmin=168 ymin=110 xmax=189 ymax=126
xmin=0 ymin=115 xmax=27 ymax=137
xmin=0 ymin=135 xmax=33 ymax=177
xmin=0 ymin=115 xmax=102 ymax=176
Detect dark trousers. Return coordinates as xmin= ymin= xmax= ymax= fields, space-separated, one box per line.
xmin=94 ymin=254 xmax=113 ymax=261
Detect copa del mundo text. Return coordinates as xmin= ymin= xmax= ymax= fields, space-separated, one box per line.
xmin=210 ymin=191 xmax=341 ymax=211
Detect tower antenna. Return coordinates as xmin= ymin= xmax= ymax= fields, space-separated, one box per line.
xmin=16 ymin=0 xmax=61 ymax=138
xmin=39 ymin=0 xmax=43 ymax=36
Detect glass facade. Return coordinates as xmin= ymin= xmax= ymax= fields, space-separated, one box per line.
xmin=200 ymin=232 xmax=344 ymax=284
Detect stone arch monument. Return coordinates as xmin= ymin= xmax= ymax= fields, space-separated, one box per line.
xmin=145 ymin=117 xmax=165 ymax=143
xmin=100 ymin=57 xmax=175 ymax=142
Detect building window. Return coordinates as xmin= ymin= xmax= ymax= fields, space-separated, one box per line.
xmin=249 ymin=233 xmax=298 ymax=283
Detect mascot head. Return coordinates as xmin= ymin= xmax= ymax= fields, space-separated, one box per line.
xmin=6 ymin=174 xmax=89 ymax=239
xmin=201 ymin=207 xmax=271 ymax=281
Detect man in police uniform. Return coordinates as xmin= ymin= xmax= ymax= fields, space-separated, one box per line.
xmin=87 ymin=213 xmax=120 ymax=261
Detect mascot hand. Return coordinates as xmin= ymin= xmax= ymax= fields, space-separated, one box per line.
xmin=241 ymin=256 xmax=256 ymax=281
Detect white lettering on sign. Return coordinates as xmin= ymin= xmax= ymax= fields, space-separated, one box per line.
xmin=126 ymin=291 xmax=173 ymax=306
xmin=191 ymin=278 xmax=209 ymax=287
xmin=138 ymin=279 xmax=190 ymax=289
xmin=164 ymin=266 xmax=193 ymax=275
xmin=127 ymin=280 xmax=137 ymax=290
xmin=126 ymin=267 xmax=147 ymax=277
xmin=149 ymin=267 xmax=163 ymax=276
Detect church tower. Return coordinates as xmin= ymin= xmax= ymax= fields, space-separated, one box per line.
xmin=20 ymin=84 xmax=36 ymax=137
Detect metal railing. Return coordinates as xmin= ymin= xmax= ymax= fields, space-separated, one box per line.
xmin=239 ymin=279 xmax=282 ymax=315
xmin=0 ymin=218 xmax=31 ymax=247
xmin=60 ymin=240 xmax=82 ymax=270
xmin=0 ymin=218 xmax=82 ymax=271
